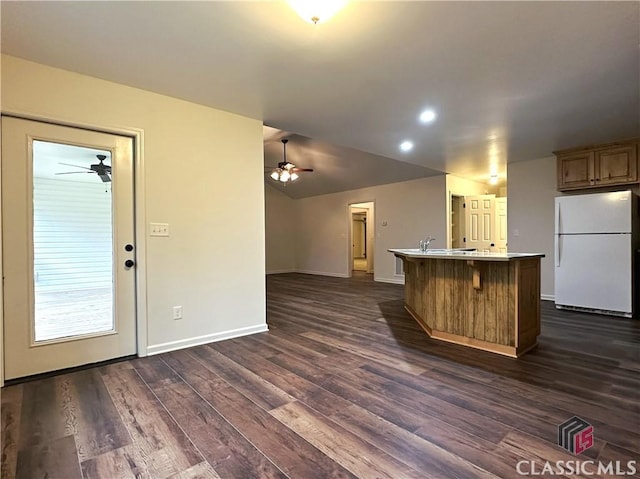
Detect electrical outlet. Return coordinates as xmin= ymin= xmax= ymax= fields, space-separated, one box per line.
xmin=172 ymin=306 xmax=183 ymax=320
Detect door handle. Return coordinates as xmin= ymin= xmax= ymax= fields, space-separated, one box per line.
xmin=124 ymin=259 xmax=135 ymax=268
xmin=555 ymin=236 xmax=561 ymax=267
xmin=125 ymin=244 xmax=134 ymax=252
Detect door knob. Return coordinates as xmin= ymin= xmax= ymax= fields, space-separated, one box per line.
xmin=125 ymin=259 xmax=135 ymax=268
xmin=125 ymin=244 xmax=134 ymax=252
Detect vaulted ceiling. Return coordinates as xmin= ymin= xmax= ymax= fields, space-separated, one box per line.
xmin=2 ymin=2 xmax=638 ymax=198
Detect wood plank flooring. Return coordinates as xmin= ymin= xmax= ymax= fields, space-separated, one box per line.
xmin=2 ymin=272 xmax=639 ymax=478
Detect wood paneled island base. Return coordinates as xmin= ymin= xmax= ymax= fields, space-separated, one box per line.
xmin=390 ymin=250 xmax=545 ymax=358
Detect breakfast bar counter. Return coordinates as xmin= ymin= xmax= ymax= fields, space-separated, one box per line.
xmin=389 ymin=249 xmax=545 ymax=357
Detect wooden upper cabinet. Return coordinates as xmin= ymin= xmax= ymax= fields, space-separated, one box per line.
xmin=594 ymin=144 xmax=637 ymax=186
xmin=557 ymin=151 xmax=594 ymax=190
xmin=555 ymin=138 xmax=638 ymax=191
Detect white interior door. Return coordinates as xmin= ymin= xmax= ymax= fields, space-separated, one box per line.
xmin=494 ymin=197 xmax=508 ymax=253
xmin=2 ymin=116 xmax=136 ymax=380
xmin=464 ymin=195 xmax=495 ymax=252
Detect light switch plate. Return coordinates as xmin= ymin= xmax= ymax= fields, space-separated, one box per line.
xmin=150 ymin=223 xmax=169 ymax=237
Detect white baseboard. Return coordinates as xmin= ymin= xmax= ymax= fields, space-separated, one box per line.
xmin=375 ymin=276 xmax=405 ymax=285
xmin=296 ymin=270 xmax=350 ymax=278
xmin=146 ymin=323 xmax=268 ymax=356
xmin=541 ymin=294 xmax=555 ymax=301
xmin=266 ymin=269 xmax=296 ymax=275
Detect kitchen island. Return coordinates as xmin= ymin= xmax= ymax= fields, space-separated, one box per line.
xmin=389 ymin=249 xmax=545 ymax=357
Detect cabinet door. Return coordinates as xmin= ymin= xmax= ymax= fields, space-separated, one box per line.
xmin=557 ymin=151 xmax=594 ymax=190
xmin=594 ymin=144 xmax=638 ymax=186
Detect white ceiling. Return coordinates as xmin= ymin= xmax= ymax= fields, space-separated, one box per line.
xmin=2 ymin=1 xmax=638 ymax=198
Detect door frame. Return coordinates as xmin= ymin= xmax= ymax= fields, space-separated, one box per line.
xmin=0 ymin=110 xmax=148 ymax=387
xmin=448 ymin=192 xmax=466 ymax=249
xmin=347 ymin=201 xmax=375 ymax=277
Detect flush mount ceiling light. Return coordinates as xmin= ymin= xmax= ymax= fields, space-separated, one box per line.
xmin=419 ymin=109 xmax=437 ymax=124
xmin=489 ymin=174 xmax=499 ymax=185
xmin=399 ymin=140 xmax=414 ymax=153
xmin=288 ymin=0 xmax=348 ymax=24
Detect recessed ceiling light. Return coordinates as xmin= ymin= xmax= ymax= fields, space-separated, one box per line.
xmin=419 ymin=109 xmax=437 ymax=124
xmin=399 ymin=141 xmax=414 ymax=152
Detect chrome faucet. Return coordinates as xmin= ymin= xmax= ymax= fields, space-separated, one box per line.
xmin=419 ymin=236 xmax=435 ymax=252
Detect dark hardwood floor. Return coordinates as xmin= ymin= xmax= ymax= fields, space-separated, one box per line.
xmin=2 ymin=272 xmax=639 ymax=478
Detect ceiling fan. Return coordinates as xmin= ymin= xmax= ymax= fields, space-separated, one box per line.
xmin=56 ymin=154 xmax=112 ymax=183
xmin=268 ymin=139 xmax=313 ymax=183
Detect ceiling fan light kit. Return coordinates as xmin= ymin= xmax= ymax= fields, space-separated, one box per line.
xmin=269 ymin=138 xmax=314 ymax=184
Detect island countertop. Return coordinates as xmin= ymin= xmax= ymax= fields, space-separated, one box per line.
xmin=390 ymin=248 xmax=545 ymax=358
xmin=388 ymin=248 xmax=545 ymax=262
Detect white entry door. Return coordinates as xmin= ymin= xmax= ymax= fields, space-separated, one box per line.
xmin=465 ymin=195 xmax=495 ymax=252
xmin=2 ymin=117 xmax=136 ymax=380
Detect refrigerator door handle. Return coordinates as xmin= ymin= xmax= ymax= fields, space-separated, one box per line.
xmin=555 ymin=202 xmax=561 ymax=235
xmin=556 ymin=235 xmax=561 ymax=267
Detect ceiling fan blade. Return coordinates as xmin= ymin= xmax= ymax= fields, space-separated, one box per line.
xmin=59 ymin=162 xmax=93 ymax=170
xmin=98 ymin=174 xmax=111 ymax=183
xmin=55 ymin=171 xmax=94 ymax=175
xmin=291 ymin=168 xmax=314 ymax=172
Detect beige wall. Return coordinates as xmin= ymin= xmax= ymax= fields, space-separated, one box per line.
xmin=292 ymin=176 xmax=447 ymax=283
xmin=1 ymin=55 xmax=267 ymax=356
xmin=265 ymin=184 xmax=296 ymax=273
xmin=507 ymin=156 xmax=557 ymax=299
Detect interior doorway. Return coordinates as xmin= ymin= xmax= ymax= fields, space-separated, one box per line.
xmin=450 ymin=193 xmax=508 ymax=253
xmin=349 ymin=202 xmax=375 ymax=275
xmin=352 ymin=212 xmax=367 ymax=271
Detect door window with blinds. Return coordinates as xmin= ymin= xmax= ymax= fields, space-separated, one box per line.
xmin=33 ymin=140 xmax=114 ymax=342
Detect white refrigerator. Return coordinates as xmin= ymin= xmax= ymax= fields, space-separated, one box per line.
xmin=555 ymin=190 xmax=638 ymax=318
